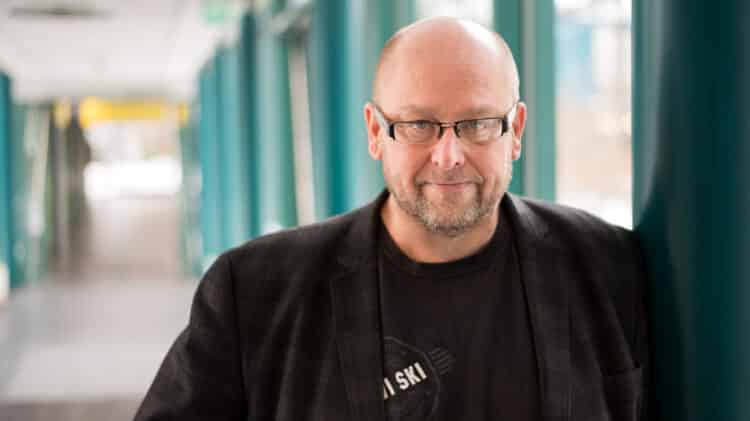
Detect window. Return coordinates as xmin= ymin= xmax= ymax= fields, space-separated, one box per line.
xmin=556 ymin=0 xmax=632 ymax=228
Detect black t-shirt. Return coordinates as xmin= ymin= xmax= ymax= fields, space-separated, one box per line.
xmin=377 ymin=207 xmax=541 ymax=421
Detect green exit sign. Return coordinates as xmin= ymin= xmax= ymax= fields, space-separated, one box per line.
xmin=201 ymin=0 xmax=246 ymax=25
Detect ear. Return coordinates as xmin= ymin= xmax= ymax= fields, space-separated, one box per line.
xmin=510 ymin=101 xmax=527 ymax=161
xmin=364 ymin=103 xmax=384 ymax=160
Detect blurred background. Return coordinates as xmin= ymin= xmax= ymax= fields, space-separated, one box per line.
xmin=0 ymin=0 xmax=632 ymax=419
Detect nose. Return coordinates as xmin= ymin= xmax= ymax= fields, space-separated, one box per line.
xmin=430 ymin=127 xmax=465 ymax=170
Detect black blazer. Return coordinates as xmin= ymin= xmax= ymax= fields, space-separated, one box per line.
xmin=135 ymin=192 xmax=650 ymax=421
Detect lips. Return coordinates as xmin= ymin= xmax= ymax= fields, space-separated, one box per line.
xmin=416 ymin=175 xmax=481 ymax=188
xmin=427 ymin=182 xmax=473 ymax=192
xmin=428 ymin=179 xmax=475 ymax=186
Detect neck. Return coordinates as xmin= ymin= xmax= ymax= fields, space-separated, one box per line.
xmin=380 ymin=195 xmax=499 ymax=263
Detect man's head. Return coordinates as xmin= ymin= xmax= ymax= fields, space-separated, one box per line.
xmin=364 ymin=17 xmax=527 ymax=237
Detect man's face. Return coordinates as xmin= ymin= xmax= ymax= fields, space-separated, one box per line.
xmin=365 ymin=31 xmax=525 ymax=237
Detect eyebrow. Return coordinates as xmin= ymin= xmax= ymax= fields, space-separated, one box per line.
xmin=394 ymin=105 xmax=504 ymax=120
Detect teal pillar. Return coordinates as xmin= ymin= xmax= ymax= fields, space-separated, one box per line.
xmin=250 ymin=5 xmax=298 ymax=234
xmin=239 ymin=13 xmax=261 ymax=237
xmin=307 ymin=0 xmax=415 ymax=218
xmin=10 ymin=104 xmax=27 ymax=288
xmin=633 ymin=1 xmax=750 ymax=420
xmin=179 ymin=105 xmax=203 ymax=278
xmin=307 ymin=0 xmax=357 ymax=217
xmin=343 ymin=0 xmax=379 ymax=211
xmin=198 ymin=59 xmax=223 ymax=269
xmin=7 ymin=104 xmax=53 ymax=287
xmin=494 ymin=0 xmax=556 ymax=200
xmin=217 ymin=45 xmax=252 ymax=245
xmin=0 ymin=73 xmax=14 ymax=291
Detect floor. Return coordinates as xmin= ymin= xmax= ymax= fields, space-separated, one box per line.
xmin=0 ymin=194 xmax=198 ymax=421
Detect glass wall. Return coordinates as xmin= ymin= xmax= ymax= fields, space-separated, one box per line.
xmin=555 ymin=0 xmax=632 ymax=227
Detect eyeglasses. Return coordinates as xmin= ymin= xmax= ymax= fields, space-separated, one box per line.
xmin=371 ymin=101 xmax=518 ymax=145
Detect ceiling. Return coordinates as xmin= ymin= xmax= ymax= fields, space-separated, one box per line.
xmin=0 ymin=0 xmax=241 ymax=102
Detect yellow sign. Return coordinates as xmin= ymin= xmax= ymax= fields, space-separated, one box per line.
xmin=77 ymin=98 xmax=190 ymax=129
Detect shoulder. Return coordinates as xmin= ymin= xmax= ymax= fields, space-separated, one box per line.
xmin=191 ymin=206 xmax=369 ymax=331
xmin=218 ymin=204 xmax=369 ymax=282
xmin=511 ymin=195 xmax=647 ymax=320
xmin=510 ymin=194 xmax=637 ymax=257
xmin=513 ymin=194 xmax=626 ymax=233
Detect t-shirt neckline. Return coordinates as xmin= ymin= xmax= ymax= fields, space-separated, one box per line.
xmin=378 ymin=209 xmax=510 ymax=279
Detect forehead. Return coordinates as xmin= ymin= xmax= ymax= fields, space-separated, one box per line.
xmin=377 ymin=31 xmax=515 ymax=116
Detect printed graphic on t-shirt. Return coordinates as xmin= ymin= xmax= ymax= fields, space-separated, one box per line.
xmin=383 ymin=336 xmax=455 ymax=420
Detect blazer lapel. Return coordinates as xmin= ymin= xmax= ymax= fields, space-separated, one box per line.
xmin=329 ymin=192 xmax=388 ymax=421
xmin=506 ymin=194 xmax=572 ymax=421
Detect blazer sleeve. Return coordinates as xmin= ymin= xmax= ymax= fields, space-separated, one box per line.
xmin=134 ymin=253 xmax=246 ymax=420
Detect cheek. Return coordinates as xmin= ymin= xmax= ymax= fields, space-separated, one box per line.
xmin=474 ymin=146 xmax=509 ymax=180
xmin=382 ymin=148 xmax=425 ymax=185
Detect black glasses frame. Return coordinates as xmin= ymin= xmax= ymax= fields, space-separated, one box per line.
xmin=371 ymin=101 xmax=519 ymax=144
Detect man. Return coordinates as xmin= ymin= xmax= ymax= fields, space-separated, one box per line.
xmin=136 ymin=17 xmax=649 ymax=421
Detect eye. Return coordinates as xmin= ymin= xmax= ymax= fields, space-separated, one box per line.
xmin=407 ymin=121 xmax=432 ymax=130
xmin=466 ymin=120 xmax=486 ymax=129
xmin=463 ymin=119 xmax=502 ymax=131
xmin=458 ymin=120 xmax=486 ymax=133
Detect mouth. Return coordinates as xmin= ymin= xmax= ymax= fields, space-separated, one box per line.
xmin=426 ymin=182 xmax=473 ymax=192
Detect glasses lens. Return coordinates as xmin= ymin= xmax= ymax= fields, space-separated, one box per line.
xmin=394 ymin=121 xmax=437 ymax=143
xmin=458 ymin=119 xmax=503 ymax=143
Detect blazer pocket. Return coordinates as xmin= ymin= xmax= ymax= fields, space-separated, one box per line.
xmin=570 ymin=366 xmax=643 ymax=421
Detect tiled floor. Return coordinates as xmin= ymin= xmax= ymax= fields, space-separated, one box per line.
xmin=0 ymin=195 xmax=198 ymax=420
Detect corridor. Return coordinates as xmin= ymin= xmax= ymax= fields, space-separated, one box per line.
xmin=0 ymin=194 xmax=196 ymax=420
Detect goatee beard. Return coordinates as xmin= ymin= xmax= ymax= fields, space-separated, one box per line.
xmin=389 ymin=183 xmax=501 ymax=238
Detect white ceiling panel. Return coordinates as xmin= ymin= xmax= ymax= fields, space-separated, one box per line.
xmin=0 ymin=0 xmax=233 ymax=102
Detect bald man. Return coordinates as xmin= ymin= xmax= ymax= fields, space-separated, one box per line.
xmin=136 ymin=17 xmax=649 ymax=421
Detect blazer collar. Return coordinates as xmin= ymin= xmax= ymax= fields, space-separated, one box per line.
xmin=505 ymin=193 xmax=572 ymax=420
xmin=335 ymin=189 xmax=389 ymax=271
xmin=330 ymin=191 xmax=571 ymax=421
xmin=329 ymin=190 xmax=388 ymax=421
